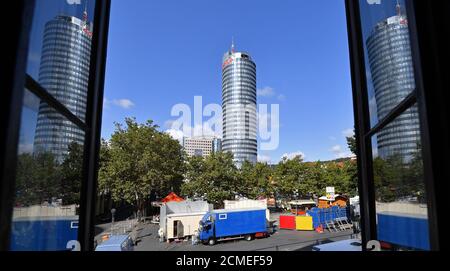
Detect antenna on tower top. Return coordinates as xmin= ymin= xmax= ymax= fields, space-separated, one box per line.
xmin=231 ymin=37 xmax=235 ymax=53
xmin=82 ymin=0 xmax=93 ymax=38
xmin=396 ymin=0 xmax=402 ymax=16
xmin=83 ymin=0 xmax=88 ymax=22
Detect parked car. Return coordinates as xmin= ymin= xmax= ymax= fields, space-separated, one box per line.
xmin=95 ymin=235 xmax=134 ymax=251
xmin=312 ymin=239 xmax=362 ymax=251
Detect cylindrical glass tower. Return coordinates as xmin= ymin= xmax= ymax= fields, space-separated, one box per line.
xmin=221 ymin=47 xmax=257 ymax=166
xmin=367 ymin=14 xmax=421 ymax=161
xmin=33 ymin=15 xmax=92 ymax=162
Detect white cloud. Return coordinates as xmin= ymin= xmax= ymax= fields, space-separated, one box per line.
xmin=372 ymin=147 xmax=379 ymax=158
xmin=331 ymin=145 xmax=342 ymax=153
xmin=257 ymin=87 xmax=275 ymax=97
xmin=342 ymin=128 xmax=354 ymax=138
xmin=164 ymin=120 xmax=176 ymax=129
xmin=257 ymin=86 xmax=286 ymax=102
xmin=166 ymin=129 xmax=184 ymax=143
xmin=67 ymin=0 xmax=81 ymax=4
xmin=281 ymin=151 xmax=305 ymax=161
xmin=104 ymin=98 xmax=135 ymax=109
xmin=330 ymin=144 xmax=352 ymax=159
xmin=277 ymin=94 xmax=286 ymax=101
xmin=258 ymin=155 xmax=272 ymax=163
xmin=18 ymin=143 xmax=33 ymax=154
xmin=113 ymin=99 xmax=135 ymax=109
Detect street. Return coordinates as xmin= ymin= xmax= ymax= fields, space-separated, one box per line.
xmin=133 ymin=213 xmax=356 ymax=251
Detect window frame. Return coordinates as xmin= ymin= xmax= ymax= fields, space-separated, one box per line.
xmin=0 ymin=0 xmax=111 ymax=251
xmin=345 ymin=0 xmax=446 ymax=251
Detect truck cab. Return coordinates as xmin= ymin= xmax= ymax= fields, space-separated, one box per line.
xmin=198 ymin=213 xmax=215 ymax=245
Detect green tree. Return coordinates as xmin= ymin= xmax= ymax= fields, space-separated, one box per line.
xmin=345 ymin=129 xmax=358 ymax=197
xmin=346 ymin=129 xmax=357 ymax=155
xmin=181 ymin=152 xmax=239 ymax=208
xmin=15 ymin=152 xmax=61 ymax=206
xmin=373 ymin=154 xmax=405 ymax=202
xmin=239 ymin=161 xmax=274 ymax=199
xmin=59 ymin=142 xmax=84 ymax=205
xmin=98 ymin=118 xmax=185 ymax=214
xmin=273 ymin=156 xmax=309 ymax=199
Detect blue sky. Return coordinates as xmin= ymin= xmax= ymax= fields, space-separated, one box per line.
xmin=102 ymin=0 xmax=355 ymax=163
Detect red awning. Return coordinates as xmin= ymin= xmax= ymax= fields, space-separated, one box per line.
xmin=161 ymin=192 xmax=184 ymax=203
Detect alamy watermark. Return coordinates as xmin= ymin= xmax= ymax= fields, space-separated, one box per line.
xmin=167 ymin=96 xmax=280 ymax=151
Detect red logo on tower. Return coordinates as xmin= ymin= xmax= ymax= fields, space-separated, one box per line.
xmin=222 ymin=57 xmax=234 ymax=69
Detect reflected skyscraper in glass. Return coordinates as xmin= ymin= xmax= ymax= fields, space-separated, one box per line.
xmin=221 ymin=42 xmax=257 ymax=166
xmin=33 ymin=13 xmax=92 ymax=161
xmin=367 ymin=4 xmax=420 ymax=161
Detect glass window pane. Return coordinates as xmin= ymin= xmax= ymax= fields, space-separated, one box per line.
xmin=371 ymin=104 xmax=429 ymax=251
xmin=26 ymin=0 xmax=96 ymax=121
xmin=10 ymin=89 xmax=85 ymax=251
xmin=358 ymin=0 xmax=416 ymax=127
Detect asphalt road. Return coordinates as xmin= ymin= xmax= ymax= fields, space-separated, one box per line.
xmin=134 ymin=213 xmax=356 ymax=251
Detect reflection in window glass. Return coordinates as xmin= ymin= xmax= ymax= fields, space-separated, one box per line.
xmin=371 ymin=105 xmax=429 ymax=251
xmin=359 ymin=0 xmax=416 ymax=127
xmin=27 ymin=0 xmax=95 ymax=119
xmin=10 ymin=90 xmax=85 ymax=251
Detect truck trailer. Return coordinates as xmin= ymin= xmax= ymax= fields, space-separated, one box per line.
xmin=198 ymin=208 xmax=268 ymax=245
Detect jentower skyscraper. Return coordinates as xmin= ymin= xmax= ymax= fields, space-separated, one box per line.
xmin=366 ymin=2 xmax=420 ymax=161
xmin=33 ymin=10 xmax=93 ymax=162
xmin=221 ymin=41 xmax=257 ymax=166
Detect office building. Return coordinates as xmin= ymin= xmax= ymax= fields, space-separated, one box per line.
xmin=366 ymin=5 xmax=421 ymax=161
xmin=183 ymin=137 xmax=220 ymax=158
xmin=221 ymin=42 xmax=257 ymax=166
xmin=33 ymin=14 xmax=93 ymax=161
xmin=213 ymin=138 xmax=222 ymax=153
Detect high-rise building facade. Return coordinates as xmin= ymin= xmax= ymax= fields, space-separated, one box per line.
xmin=221 ymin=44 xmax=257 ymax=166
xmin=213 ymin=138 xmax=222 ymax=153
xmin=366 ymin=10 xmax=420 ymax=161
xmin=183 ymin=137 xmax=217 ymax=158
xmin=33 ymin=15 xmax=93 ymax=161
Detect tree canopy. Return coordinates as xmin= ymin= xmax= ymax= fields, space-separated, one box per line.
xmin=98 ymin=118 xmax=185 ymax=212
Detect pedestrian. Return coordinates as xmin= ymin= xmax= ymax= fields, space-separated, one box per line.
xmin=192 ymin=230 xmax=198 ymax=246
xmin=158 ymin=228 xmax=164 ymax=243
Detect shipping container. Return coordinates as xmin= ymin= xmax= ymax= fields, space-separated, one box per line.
xmin=165 ymin=212 xmax=205 ymax=240
xmin=159 ymin=200 xmax=212 ymax=241
xmin=10 ymin=216 xmax=78 ymax=251
xmin=377 ymin=212 xmax=430 ymax=251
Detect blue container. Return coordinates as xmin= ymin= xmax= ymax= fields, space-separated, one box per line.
xmin=199 ymin=208 xmax=267 ymax=242
xmin=10 ymin=216 xmax=78 ymax=251
xmin=377 ymin=212 xmax=430 ymax=251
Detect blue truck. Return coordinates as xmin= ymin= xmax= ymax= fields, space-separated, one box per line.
xmin=198 ymin=208 xmax=268 ymax=245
